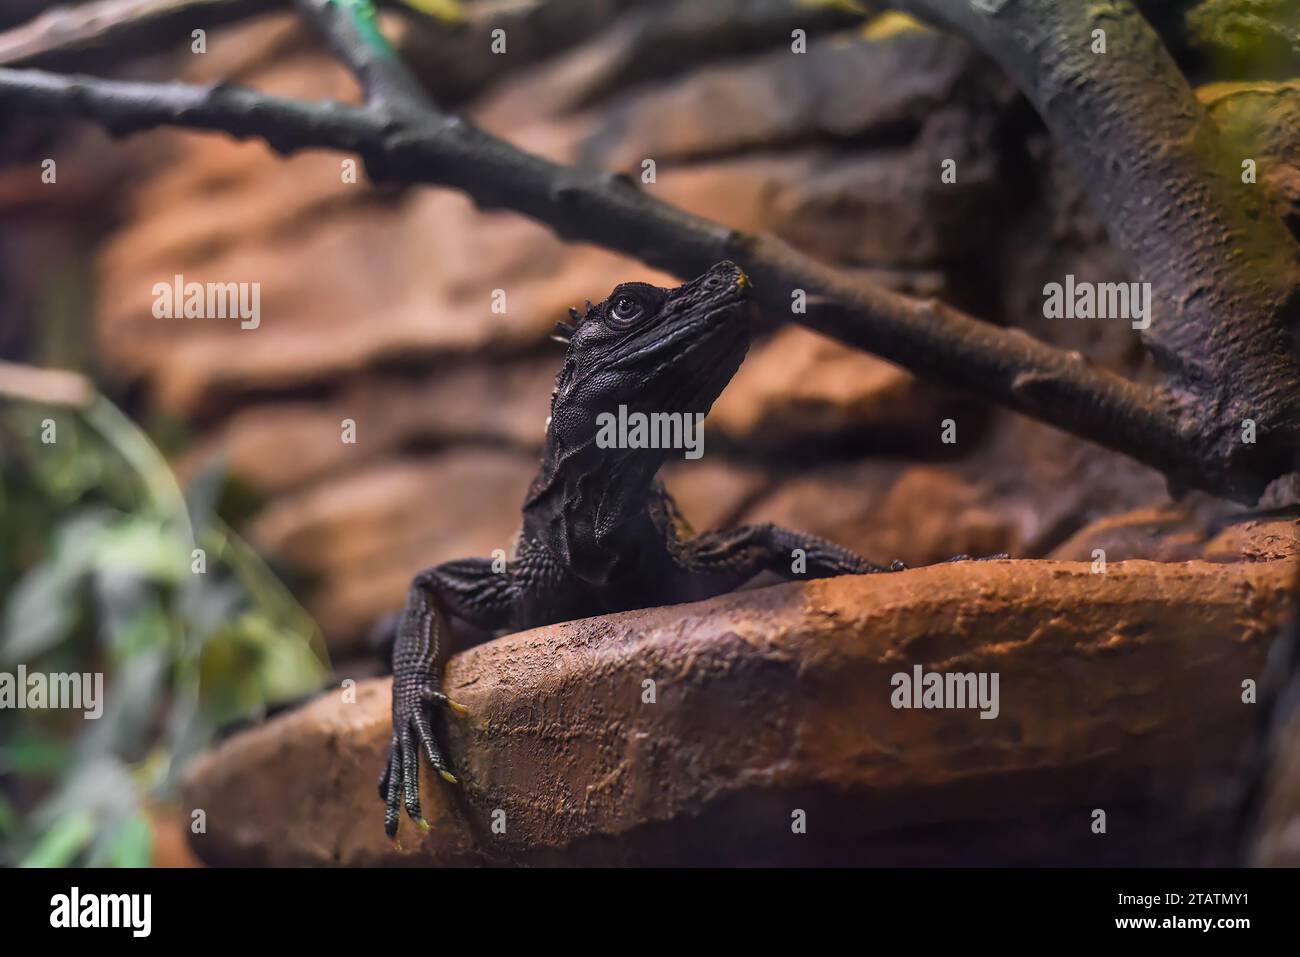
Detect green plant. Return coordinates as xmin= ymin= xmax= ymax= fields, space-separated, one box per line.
xmin=0 ymin=365 xmax=330 ymax=866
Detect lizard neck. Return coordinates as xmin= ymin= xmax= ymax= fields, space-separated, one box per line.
xmin=521 ymin=427 xmax=664 ymax=585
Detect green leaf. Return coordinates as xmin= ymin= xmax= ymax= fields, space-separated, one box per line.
xmin=254 ymin=620 xmax=331 ymax=703
xmin=0 ymin=735 xmax=72 ymax=775
xmin=184 ymin=455 xmax=230 ymax=540
xmin=101 ymin=813 xmax=153 ymax=868
xmin=92 ymin=516 xmax=188 ymax=584
xmin=20 ymin=810 xmax=94 ymax=867
xmin=81 ymin=645 xmax=169 ymax=757
xmin=183 ymin=457 xmax=228 ymax=541
xmin=0 ymin=563 xmax=80 ymax=665
xmin=0 ymin=793 xmax=17 ymax=838
xmin=0 ymin=509 xmax=114 ymax=665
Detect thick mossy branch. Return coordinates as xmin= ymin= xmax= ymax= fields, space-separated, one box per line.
xmin=893 ymin=0 xmax=1300 ymax=496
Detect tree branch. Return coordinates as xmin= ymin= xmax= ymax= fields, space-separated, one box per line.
xmin=6 ymin=0 xmax=836 ymax=110
xmin=0 ymin=64 xmax=1216 ymax=496
xmin=293 ymin=0 xmax=433 ymax=115
xmin=0 ymin=0 xmax=277 ymax=70
xmin=891 ymin=0 xmax=1300 ymax=498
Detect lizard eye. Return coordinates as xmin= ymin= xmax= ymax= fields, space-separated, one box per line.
xmin=608 ymin=296 xmax=643 ymax=326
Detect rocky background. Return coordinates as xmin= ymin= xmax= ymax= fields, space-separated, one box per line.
xmin=3 ymin=0 xmax=1300 ymax=865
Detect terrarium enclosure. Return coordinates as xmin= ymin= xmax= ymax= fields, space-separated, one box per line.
xmin=0 ymin=0 xmax=1299 ymax=870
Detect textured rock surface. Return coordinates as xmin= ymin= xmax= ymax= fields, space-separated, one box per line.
xmin=708 ymin=326 xmax=960 ymax=456
xmin=1203 ymin=517 xmax=1300 ymax=564
xmin=250 ymin=449 xmax=536 ymax=648
xmin=1050 ymin=508 xmax=1300 ymax=565
xmin=184 ymin=559 xmax=1290 ymax=866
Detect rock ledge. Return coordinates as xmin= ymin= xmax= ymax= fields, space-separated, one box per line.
xmin=185 ymin=559 xmax=1289 ymax=866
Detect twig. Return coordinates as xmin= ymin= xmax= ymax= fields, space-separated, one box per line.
xmin=294 ymin=0 xmax=433 ymax=115
xmin=0 ymin=0 xmax=276 ymax=69
xmin=0 ymin=358 xmax=95 ymax=407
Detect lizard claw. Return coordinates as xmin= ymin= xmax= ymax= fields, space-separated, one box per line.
xmin=423 ymin=685 xmax=470 ymax=716
xmin=383 ymin=672 xmax=462 ymax=837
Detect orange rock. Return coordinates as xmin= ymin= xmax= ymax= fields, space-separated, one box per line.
xmin=251 ymin=450 xmax=535 ymax=650
xmin=184 ymin=559 xmax=1289 ymax=866
xmin=708 ymin=326 xmax=947 ymax=454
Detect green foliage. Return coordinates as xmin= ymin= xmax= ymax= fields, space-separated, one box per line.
xmin=1185 ymin=0 xmax=1300 ymax=79
xmin=396 ymin=0 xmax=466 ymax=23
xmin=0 ymin=393 xmax=330 ymax=866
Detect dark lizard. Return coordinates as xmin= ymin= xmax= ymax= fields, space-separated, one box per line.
xmin=380 ymin=260 xmax=981 ymax=836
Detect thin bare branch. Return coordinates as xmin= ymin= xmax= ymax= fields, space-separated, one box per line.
xmin=293 ymin=0 xmax=433 ymax=115
xmin=0 ymin=0 xmax=275 ymax=69
xmin=0 ymin=64 xmax=1213 ymax=497
xmin=0 ymin=359 xmax=95 ymax=407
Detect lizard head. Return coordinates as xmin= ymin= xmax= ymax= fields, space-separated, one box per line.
xmin=548 ymin=260 xmax=754 ymax=443
xmin=525 ymin=262 xmax=753 ymax=580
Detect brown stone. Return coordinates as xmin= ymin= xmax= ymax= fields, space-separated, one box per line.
xmin=659 ymin=459 xmax=771 ymax=533
xmin=90 ymin=20 xmax=680 ymax=417
xmin=183 ymin=559 xmax=1290 ymax=866
xmin=574 ymin=31 xmax=994 ymax=170
xmin=737 ymin=460 xmax=1008 ymax=566
xmin=708 ymin=326 xmax=951 ymax=455
xmin=1202 ymin=517 xmax=1300 ymax=565
xmin=1050 ymin=508 xmax=1300 ymax=566
xmin=732 ymin=409 xmax=1173 ymax=566
xmin=179 ymin=357 xmax=557 ymax=495
xmin=251 ymin=450 xmax=535 ymax=650
xmin=97 ymin=172 xmax=667 ymax=415
xmin=1049 ymin=505 xmax=1210 ymax=563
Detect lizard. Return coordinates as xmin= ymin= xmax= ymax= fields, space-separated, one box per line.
xmin=380 ymin=260 xmax=988 ymax=837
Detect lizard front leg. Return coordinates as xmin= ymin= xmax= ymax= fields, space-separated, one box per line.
xmin=672 ymin=523 xmax=898 ymax=599
xmin=381 ymin=558 xmax=513 ymax=837
xmin=673 ymin=523 xmax=1002 ymax=599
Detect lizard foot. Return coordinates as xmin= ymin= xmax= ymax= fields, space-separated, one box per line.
xmin=380 ymin=678 xmax=468 ymax=838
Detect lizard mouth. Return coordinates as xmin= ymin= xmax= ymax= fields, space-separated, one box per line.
xmin=631 ymin=282 xmax=752 ymax=400
xmin=647 ymin=262 xmax=753 ymax=351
